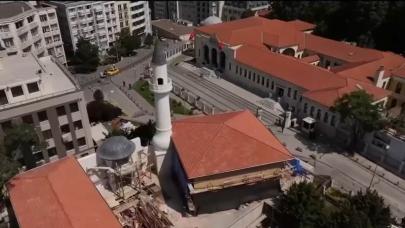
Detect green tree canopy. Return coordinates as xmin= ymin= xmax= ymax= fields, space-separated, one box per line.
xmin=333 ymin=90 xmax=384 ymax=149
xmin=73 ymin=37 xmax=100 ymax=73
xmin=144 ymin=33 xmax=154 ymax=47
xmin=0 ymin=146 xmax=20 ymax=200
xmin=3 ymin=123 xmax=45 ymax=170
xmin=274 ymin=182 xmax=329 ymax=228
xmin=109 ymin=28 xmax=141 ymax=57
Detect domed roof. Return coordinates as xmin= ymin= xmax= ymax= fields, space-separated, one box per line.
xmin=98 ymin=136 xmax=135 ymax=161
xmin=201 ymin=16 xmax=222 ymax=26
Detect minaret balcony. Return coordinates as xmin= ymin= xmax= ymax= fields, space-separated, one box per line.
xmin=149 ymin=78 xmax=173 ymax=94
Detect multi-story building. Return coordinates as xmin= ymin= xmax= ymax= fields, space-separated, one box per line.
xmin=153 ymin=1 xmax=224 ymax=26
xmin=222 ymin=1 xmax=269 ymax=21
xmin=387 ymin=67 xmax=405 ymax=115
xmin=0 ymin=1 xmax=66 ymax=64
xmin=194 ymin=16 xmax=405 ymax=145
xmin=0 ymin=50 xmax=94 ymax=167
xmin=48 ymin=1 xmax=151 ymax=57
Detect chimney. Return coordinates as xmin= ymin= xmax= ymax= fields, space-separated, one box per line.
xmin=374 ymin=66 xmax=385 ymax=88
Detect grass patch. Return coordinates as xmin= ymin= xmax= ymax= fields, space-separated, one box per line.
xmin=133 ymin=79 xmax=193 ymax=115
xmin=134 ymin=79 xmax=155 ymax=105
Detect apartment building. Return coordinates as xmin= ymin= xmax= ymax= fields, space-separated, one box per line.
xmin=48 ymin=1 xmax=151 ymax=56
xmin=222 ymin=1 xmax=269 ymax=21
xmin=0 ymin=50 xmax=94 ymax=167
xmin=153 ymin=1 xmax=224 ymax=26
xmin=0 ymin=1 xmax=66 ymax=64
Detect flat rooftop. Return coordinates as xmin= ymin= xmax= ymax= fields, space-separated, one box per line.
xmin=0 ymin=53 xmax=77 ymax=107
xmin=152 ymin=19 xmax=195 ymax=37
xmin=0 ymin=2 xmax=33 ymax=19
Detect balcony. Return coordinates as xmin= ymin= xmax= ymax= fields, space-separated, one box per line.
xmin=96 ymin=14 xmax=104 ymax=20
xmin=21 ymin=41 xmax=32 ymax=50
xmin=32 ymin=33 xmax=42 ymax=42
xmin=0 ymin=32 xmax=12 ymax=39
xmin=29 ymin=21 xmax=39 ymax=29
xmin=35 ymin=46 xmax=46 ymax=55
xmin=97 ymin=23 xmax=105 ymax=29
xmin=6 ymin=46 xmax=18 ymax=53
xmin=43 ymin=30 xmax=52 ymax=37
xmin=16 ymin=25 xmax=29 ymax=36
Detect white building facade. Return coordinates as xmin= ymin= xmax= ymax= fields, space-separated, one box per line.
xmin=48 ymin=1 xmax=151 ymax=56
xmin=153 ymin=1 xmax=224 ymax=26
xmin=0 ymin=51 xmax=94 ymax=166
xmin=0 ymin=1 xmax=66 ymax=64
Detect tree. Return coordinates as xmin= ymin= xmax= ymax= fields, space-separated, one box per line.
xmin=0 ymin=146 xmax=20 ymax=200
xmin=274 ymin=182 xmax=330 ymax=228
xmin=111 ymin=28 xmax=141 ymax=57
xmin=73 ymin=37 xmax=100 ymax=73
xmin=144 ymin=33 xmax=154 ymax=47
xmin=3 ymin=123 xmax=45 ymax=170
xmin=241 ymin=9 xmax=255 ymax=19
xmin=333 ymin=90 xmax=385 ymax=150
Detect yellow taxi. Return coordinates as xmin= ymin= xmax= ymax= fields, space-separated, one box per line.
xmin=104 ymin=65 xmax=120 ymax=76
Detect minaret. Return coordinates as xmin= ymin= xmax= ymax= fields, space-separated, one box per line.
xmin=150 ymin=40 xmax=172 ymax=174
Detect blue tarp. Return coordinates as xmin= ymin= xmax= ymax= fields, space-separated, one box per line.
xmin=290 ymin=159 xmax=305 ymax=176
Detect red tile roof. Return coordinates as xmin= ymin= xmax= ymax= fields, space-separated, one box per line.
xmin=300 ymin=54 xmax=320 ymax=64
xmin=195 ymin=17 xmax=404 ymax=107
xmin=235 ymin=45 xmax=346 ymax=91
xmin=172 ymin=110 xmax=294 ymax=179
xmin=286 ymin=19 xmax=316 ymax=31
xmin=303 ymin=78 xmax=391 ymax=107
xmin=7 ymin=156 xmax=122 ymax=228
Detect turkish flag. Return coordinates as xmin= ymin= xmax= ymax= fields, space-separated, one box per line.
xmin=218 ymin=42 xmax=224 ymax=50
xmin=189 ymin=31 xmax=195 ymax=41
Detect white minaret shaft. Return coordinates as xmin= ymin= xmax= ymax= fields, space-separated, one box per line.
xmin=150 ymin=40 xmax=172 ymax=173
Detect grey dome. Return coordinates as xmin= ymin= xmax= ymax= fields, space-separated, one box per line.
xmin=201 ymin=16 xmax=222 ymax=26
xmin=151 ymin=39 xmax=168 ymax=66
xmin=98 ymin=136 xmax=135 ymax=161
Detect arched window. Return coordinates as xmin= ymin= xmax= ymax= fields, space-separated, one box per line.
xmin=395 ymin=82 xmax=402 ymax=94
xmin=316 ymin=109 xmax=321 ymax=120
xmin=304 ymin=103 xmax=308 ymax=113
xmin=310 ymin=106 xmax=315 ymax=117
xmin=204 ymin=45 xmax=209 ymax=64
xmin=157 ymin=78 xmax=164 ymax=85
xmin=323 ymin=112 xmax=329 ymax=123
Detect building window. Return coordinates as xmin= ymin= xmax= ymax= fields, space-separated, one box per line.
xmin=316 ymin=109 xmax=321 ymax=120
xmin=248 ymin=71 xmax=251 ymax=78
xmin=34 ymin=151 xmax=44 ymax=162
xmin=60 ymin=124 xmax=70 ymax=134
xmin=15 ymin=20 xmax=23 ymax=29
xmin=0 ymin=25 xmax=10 ymax=32
xmin=0 ymin=89 xmax=8 ymax=105
xmin=310 ymin=106 xmax=315 ymax=117
xmin=1 ymin=121 xmax=12 ymax=131
xmin=331 ymin=115 xmax=336 ymax=127
xmin=37 ymin=111 xmax=47 ymax=122
xmin=261 ymin=77 xmax=264 ymax=86
xmin=252 ymin=74 xmax=255 ymax=81
xmin=48 ymin=147 xmax=57 ymax=157
xmin=244 ymin=69 xmax=247 ymax=77
xmin=271 ymin=81 xmax=274 ymax=90
xmin=303 ymin=103 xmax=308 ymax=113
xmin=69 ymin=102 xmax=79 ymax=112
xmin=42 ymin=129 xmax=53 ymax=139
xmin=56 ymin=106 xmax=66 ymax=116
xmin=257 ymin=75 xmax=260 ymax=83
xmin=240 ymin=68 xmax=242 ymax=76
xmin=27 ymin=82 xmax=40 ymax=93
xmin=266 ymin=79 xmax=269 ymax=88
xmin=21 ymin=115 xmax=34 ymax=124
xmin=65 ymin=141 xmax=74 ymax=150
xmin=3 ymin=38 xmax=14 ymax=47
xmin=73 ymin=120 xmax=83 ymax=130
xmin=228 ymin=63 xmax=231 ymax=71
xmin=287 ymin=88 xmax=291 ymax=97
xmin=293 ymin=90 xmax=297 ymax=100
xmin=395 ymin=82 xmax=402 ymax=94
xmin=323 ymin=112 xmax=329 ymax=123
xmin=27 ymin=15 xmax=34 ymax=23
xmin=11 ymin=86 xmax=24 ymax=97
xmin=40 ymin=15 xmax=47 ymax=22
xmin=78 ymin=137 xmax=86 ymax=146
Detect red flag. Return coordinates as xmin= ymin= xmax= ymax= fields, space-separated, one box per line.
xmin=189 ymin=31 xmax=195 ymax=41
xmin=218 ymin=42 xmax=224 ymax=50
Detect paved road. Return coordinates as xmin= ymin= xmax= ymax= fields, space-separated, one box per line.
xmin=167 ymin=59 xmax=405 ymax=219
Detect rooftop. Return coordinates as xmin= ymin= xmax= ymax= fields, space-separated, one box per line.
xmin=0 ymin=2 xmax=33 ymax=19
xmin=172 ymin=110 xmax=294 ymax=179
xmin=7 ymin=156 xmax=122 ymax=228
xmin=196 ymin=16 xmax=405 ymax=106
xmin=152 ymin=19 xmax=194 ymax=37
xmin=0 ymin=53 xmax=77 ymax=108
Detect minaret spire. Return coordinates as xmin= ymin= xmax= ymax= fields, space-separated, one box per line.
xmin=150 ymin=39 xmax=172 ymax=174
